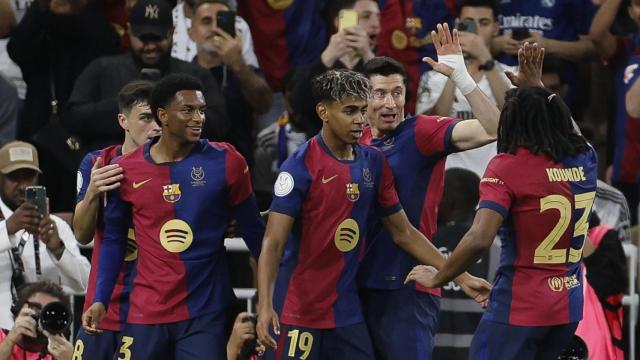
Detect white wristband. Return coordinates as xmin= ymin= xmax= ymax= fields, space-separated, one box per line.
xmin=438 ymin=54 xmax=477 ymax=95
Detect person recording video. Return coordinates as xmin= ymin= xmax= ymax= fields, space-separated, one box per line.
xmin=0 ymin=141 xmax=90 ymax=330
xmin=0 ymin=281 xmax=73 ymax=360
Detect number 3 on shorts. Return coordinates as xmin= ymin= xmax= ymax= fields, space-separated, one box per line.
xmin=118 ymin=336 xmax=134 ymax=360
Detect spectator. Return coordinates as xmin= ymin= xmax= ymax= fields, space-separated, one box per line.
xmin=575 ymin=214 xmax=627 ymax=359
xmin=589 ymin=0 xmax=640 ymax=225
xmin=433 ymin=168 xmax=500 ymax=360
xmin=252 ymin=70 xmax=306 ymax=211
xmin=189 ymin=0 xmax=272 ymax=164
xmin=0 ymin=78 xmax=17 ymax=147
xmin=0 ymin=282 xmax=73 ymax=360
xmin=63 ymin=0 xmax=229 ymax=155
xmin=416 ymin=0 xmax=513 ymax=177
xmin=0 ymin=141 xmax=90 ymax=329
xmin=289 ymin=0 xmax=381 ymax=137
xmin=595 ymin=180 xmax=632 ymax=243
xmin=492 ymin=0 xmax=596 ymax=113
xmin=7 ymin=0 xmax=120 ymax=212
xmin=172 ymin=0 xmax=258 ymax=67
xmin=376 ymin=0 xmax=458 ymax=113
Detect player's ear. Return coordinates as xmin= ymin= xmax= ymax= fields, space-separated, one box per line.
xmin=316 ymin=103 xmax=329 ymax=123
xmin=117 ymin=113 xmax=129 ymax=132
xmin=157 ymin=108 xmax=168 ymax=126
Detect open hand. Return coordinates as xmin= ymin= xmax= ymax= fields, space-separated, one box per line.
xmin=504 ymin=42 xmax=545 ymax=88
xmin=404 ymin=265 xmax=439 ymax=288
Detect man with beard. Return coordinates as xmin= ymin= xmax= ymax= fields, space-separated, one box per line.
xmin=63 ymin=0 xmax=229 ymax=154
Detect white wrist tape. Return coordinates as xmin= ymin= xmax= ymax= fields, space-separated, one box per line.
xmin=438 ymin=54 xmax=477 ymax=95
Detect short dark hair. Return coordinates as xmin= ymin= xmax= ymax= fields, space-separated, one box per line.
xmin=311 ymin=70 xmax=371 ymax=104
xmin=497 ymin=86 xmax=589 ymax=162
xmin=542 ymin=54 xmax=565 ymax=77
xmin=362 ymin=56 xmax=408 ymax=82
xmin=149 ymin=74 xmax=204 ymax=125
xmin=13 ymin=281 xmax=69 ymax=318
xmin=193 ymin=0 xmax=231 ymax=13
xmin=118 ymin=80 xmax=154 ymax=114
xmin=458 ymin=0 xmax=499 ymax=20
xmin=439 ymin=168 xmax=480 ymax=224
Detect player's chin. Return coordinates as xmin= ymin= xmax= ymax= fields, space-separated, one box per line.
xmin=347 ymin=130 xmax=363 ymax=142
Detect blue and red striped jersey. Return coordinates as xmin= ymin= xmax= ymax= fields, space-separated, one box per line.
xmin=96 ymin=139 xmax=264 ymax=324
xmin=271 ymin=135 xmax=401 ymax=329
xmin=78 ymin=145 xmax=136 ymax=332
xmin=478 ymin=146 xmax=597 ymax=326
xmin=237 ymin=0 xmax=327 ymax=91
xmin=377 ymin=0 xmax=457 ymax=113
xmin=359 ymin=115 xmax=459 ymax=296
xmin=611 ymin=34 xmax=640 ymax=184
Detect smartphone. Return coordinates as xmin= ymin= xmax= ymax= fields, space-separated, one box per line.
xmin=217 ymin=10 xmax=236 ymax=37
xmin=140 ymin=68 xmax=161 ymax=82
xmin=25 ymin=186 xmax=47 ymax=216
xmin=338 ymin=9 xmax=358 ymax=32
xmin=511 ymin=28 xmax=531 ymax=41
xmin=457 ymin=19 xmax=477 ymax=34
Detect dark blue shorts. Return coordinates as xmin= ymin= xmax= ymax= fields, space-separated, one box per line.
xmin=118 ymin=311 xmax=227 ymax=360
xmin=73 ymin=328 xmax=119 ymax=360
xmin=274 ymin=322 xmax=374 ymax=360
xmin=360 ymin=288 xmax=440 ymax=360
xmin=470 ymin=319 xmax=578 ymax=360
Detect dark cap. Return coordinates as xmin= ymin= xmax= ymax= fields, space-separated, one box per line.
xmin=129 ymin=0 xmax=173 ymax=39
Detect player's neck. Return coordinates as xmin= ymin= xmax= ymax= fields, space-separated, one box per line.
xmin=321 ymin=129 xmax=355 ymax=161
xmin=121 ymin=138 xmax=137 ymax=155
xmin=150 ymin=136 xmax=195 ymax=163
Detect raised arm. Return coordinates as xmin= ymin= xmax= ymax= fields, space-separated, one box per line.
xmin=423 ymin=23 xmax=500 ymax=151
xmin=589 ymin=0 xmax=622 ymax=60
xmin=256 ymin=212 xmax=294 ymax=350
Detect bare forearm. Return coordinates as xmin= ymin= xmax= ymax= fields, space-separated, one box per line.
xmin=485 ymin=65 xmax=511 ymax=109
xmin=589 ymin=0 xmax=620 ymax=42
xmin=257 ymin=241 xmax=283 ymax=309
xmin=232 ymin=63 xmax=273 ymax=115
xmin=73 ymin=196 xmax=100 ymax=245
xmin=433 ymin=230 xmax=491 ymax=287
xmin=431 ymin=79 xmax=456 ymax=116
xmin=626 ymin=78 xmax=640 ymax=117
xmin=0 ymin=338 xmax=14 ymax=360
xmin=543 ymin=38 xmax=595 ymax=62
xmin=464 ymin=86 xmax=500 ymax=138
xmin=394 ymin=227 xmax=446 ymax=269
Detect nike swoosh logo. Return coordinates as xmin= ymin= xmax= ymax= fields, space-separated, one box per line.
xmin=132 ymin=178 xmax=152 ymax=189
xmin=321 ymin=175 xmax=338 ymax=184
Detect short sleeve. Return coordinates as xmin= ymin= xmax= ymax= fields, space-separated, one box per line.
xmin=414 ymin=115 xmax=459 ymax=156
xmin=376 ymin=154 xmax=401 ymax=217
xmin=76 ymin=151 xmax=98 ymax=203
xmin=623 ymin=56 xmax=640 ymax=93
xmin=478 ymin=156 xmax=514 ymax=219
xmin=224 ymin=143 xmax=254 ymax=207
xmin=269 ymin=155 xmax=311 ymax=217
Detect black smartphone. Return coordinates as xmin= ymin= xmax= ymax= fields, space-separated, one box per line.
xmin=25 ymin=186 xmax=46 ymax=216
xmin=457 ymin=19 xmax=477 ymax=34
xmin=511 ymin=28 xmax=531 ymax=41
xmin=140 ymin=68 xmax=161 ymax=82
xmin=217 ymin=10 xmax=236 ymax=38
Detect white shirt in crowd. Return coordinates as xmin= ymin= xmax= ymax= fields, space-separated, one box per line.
xmin=416 ymin=62 xmax=515 ymax=177
xmin=0 ymin=197 xmax=90 ymax=329
xmin=171 ymin=0 xmax=259 ymax=68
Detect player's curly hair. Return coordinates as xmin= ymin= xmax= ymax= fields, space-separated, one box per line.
xmin=150 ymin=74 xmax=204 ymax=126
xmin=497 ymin=86 xmax=589 ymax=162
xmin=311 ymin=70 xmax=372 ymax=105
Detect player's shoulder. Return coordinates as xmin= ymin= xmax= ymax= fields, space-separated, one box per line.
xmin=415 ymin=114 xmax=456 ymax=124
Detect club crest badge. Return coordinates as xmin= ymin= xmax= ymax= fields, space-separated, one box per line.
xmin=163 ymin=184 xmax=182 ymax=203
xmin=346 ymin=183 xmax=360 ymax=202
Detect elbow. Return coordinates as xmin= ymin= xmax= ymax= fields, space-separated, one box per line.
xmin=626 ymin=94 xmax=640 ymax=118
xmin=391 ymin=227 xmax=413 ymax=248
xmin=464 ymin=228 xmax=493 ymax=253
